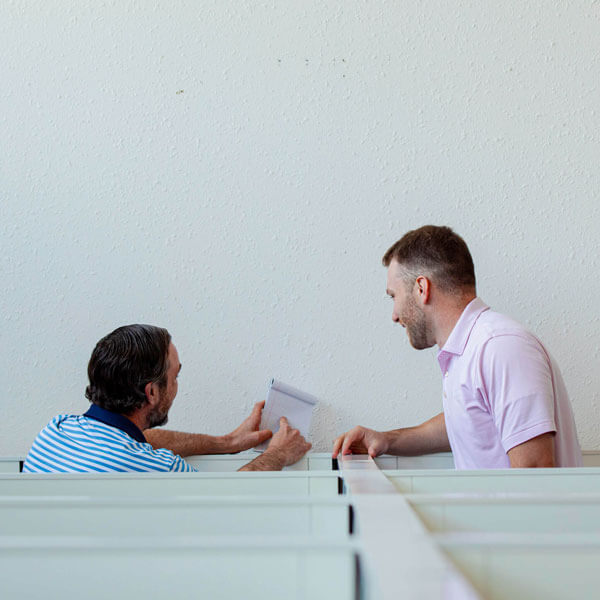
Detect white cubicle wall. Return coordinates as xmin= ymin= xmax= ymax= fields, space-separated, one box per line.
xmin=386 ymin=467 xmax=600 ymax=494
xmin=0 ymin=471 xmax=340 ymax=496
xmin=0 ymin=495 xmax=352 ymax=537
xmin=0 ymin=536 xmax=359 ymax=600
xmin=407 ymin=492 xmax=600 ymax=534
xmin=5 ymin=467 xmax=600 ymax=498
xmin=439 ymin=533 xmax=600 ymax=600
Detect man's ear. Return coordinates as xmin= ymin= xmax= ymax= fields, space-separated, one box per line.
xmin=415 ymin=275 xmax=431 ymax=304
xmin=144 ymin=381 xmax=160 ymax=407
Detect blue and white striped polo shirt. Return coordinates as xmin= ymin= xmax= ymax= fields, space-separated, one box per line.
xmin=23 ymin=404 xmax=196 ymax=473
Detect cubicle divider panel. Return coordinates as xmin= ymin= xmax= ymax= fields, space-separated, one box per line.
xmin=0 ymin=536 xmax=360 ymax=600
xmin=0 ymin=496 xmax=352 ymax=537
xmin=0 ymin=471 xmax=341 ymax=497
xmin=386 ymin=467 xmax=600 ymax=494
xmin=406 ymin=493 xmax=600 ymax=534
xmin=439 ymin=533 xmax=600 ymax=600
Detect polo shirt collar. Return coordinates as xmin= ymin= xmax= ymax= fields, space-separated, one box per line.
xmin=439 ymin=297 xmax=489 ymax=358
xmin=83 ymin=403 xmax=147 ymax=443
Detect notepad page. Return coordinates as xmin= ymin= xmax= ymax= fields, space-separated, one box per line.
xmin=254 ymin=379 xmax=318 ymax=452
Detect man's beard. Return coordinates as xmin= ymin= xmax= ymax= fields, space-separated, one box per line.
xmin=148 ymin=408 xmax=168 ymax=428
xmin=403 ymin=298 xmax=433 ymax=350
xmin=147 ymin=390 xmax=170 ymax=428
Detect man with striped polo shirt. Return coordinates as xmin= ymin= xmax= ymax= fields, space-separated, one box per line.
xmin=333 ymin=225 xmax=582 ymax=469
xmin=24 ymin=324 xmax=310 ymax=472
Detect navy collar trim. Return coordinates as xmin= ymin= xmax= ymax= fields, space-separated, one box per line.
xmin=83 ymin=404 xmax=147 ymax=444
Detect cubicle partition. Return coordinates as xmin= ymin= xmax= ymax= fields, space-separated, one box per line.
xmin=0 ymin=470 xmax=340 ymax=496
xmin=386 ymin=466 xmax=600 ymax=493
xmin=3 ymin=454 xmax=600 ymax=598
xmin=0 ymin=495 xmax=352 ymax=537
xmin=439 ymin=533 xmax=600 ymax=600
xmin=407 ymin=492 xmax=600 ymax=534
xmin=0 ymin=536 xmax=359 ymax=600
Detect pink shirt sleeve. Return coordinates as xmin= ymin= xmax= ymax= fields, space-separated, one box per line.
xmin=478 ymin=333 xmax=557 ymax=452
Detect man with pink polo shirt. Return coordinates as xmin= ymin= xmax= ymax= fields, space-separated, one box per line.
xmin=333 ymin=225 xmax=581 ymax=469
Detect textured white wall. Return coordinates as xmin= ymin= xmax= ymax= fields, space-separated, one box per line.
xmin=2 ymin=1 xmax=599 ymax=455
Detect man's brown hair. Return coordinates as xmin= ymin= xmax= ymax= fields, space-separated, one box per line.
xmin=382 ymin=225 xmax=476 ymax=292
xmin=85 ymin=324 xmax=171 ymax=414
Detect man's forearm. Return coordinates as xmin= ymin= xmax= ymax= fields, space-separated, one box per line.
xmin=144 ymin=429 xmax=235 ymax=457
xmin=238 ymin=449 xmax=285 ymax=472
xmin=385 ymin=412 xmax=451 ymax=456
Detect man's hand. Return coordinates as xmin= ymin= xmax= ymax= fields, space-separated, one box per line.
xmin=332 ymin=414 xmax=450 ymax=459
xmin=223 ymin=401 xmax=273 ymax=453
xmin=266 ymin=417 xmax=312 ymax=467
xmin=239 ymin=417 xmax=311 ymax=471
xmin=332 ymin=426 xmax=389 ymax=459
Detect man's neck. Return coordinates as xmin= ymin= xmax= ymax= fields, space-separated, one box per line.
xmin=124 ymin=410 xmax=149 ymax=433
xmin=433 ymin=292 xmax=476 ymax=348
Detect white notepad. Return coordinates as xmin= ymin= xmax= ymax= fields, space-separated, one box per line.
xmin=254 ymin=379 xmax=318 ymax=452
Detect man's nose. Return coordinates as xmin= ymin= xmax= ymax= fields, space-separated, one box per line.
xmin=392 ymin=312 xmax=399 ymax=323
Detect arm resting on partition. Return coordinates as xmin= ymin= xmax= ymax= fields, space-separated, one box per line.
xmin=238 ymin=449 xmax=287 ymax=471
xmin=332 ymin=412 xmax=451 ymax=458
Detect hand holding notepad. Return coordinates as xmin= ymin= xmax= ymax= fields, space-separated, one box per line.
xmin=255 ymin=379 xmax=318 ymax=452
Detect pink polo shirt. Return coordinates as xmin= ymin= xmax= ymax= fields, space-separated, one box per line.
xmin=439 ymin=298 xmax=582 ymax=469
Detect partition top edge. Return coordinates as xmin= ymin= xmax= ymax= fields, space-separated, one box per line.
xmin=0 ymin=535 xmax=362 ymax=551
xmin=0 ymin=471 xmax=339 ymax=481
xmin=405 ymin=491 xmax=600 ymax=504
xmin=0 ymin=495 xmax=352 ymax=507
xmin=436 ymin=531 xmax=600 ymax=548
xmin=384 ymin=467 xmax=600 ymax=476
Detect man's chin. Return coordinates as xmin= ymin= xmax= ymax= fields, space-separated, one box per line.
xmin=149 ymin=413 xmax=169 ymax=428
xmin=407 ymin=335 xmax=433 ymax=351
